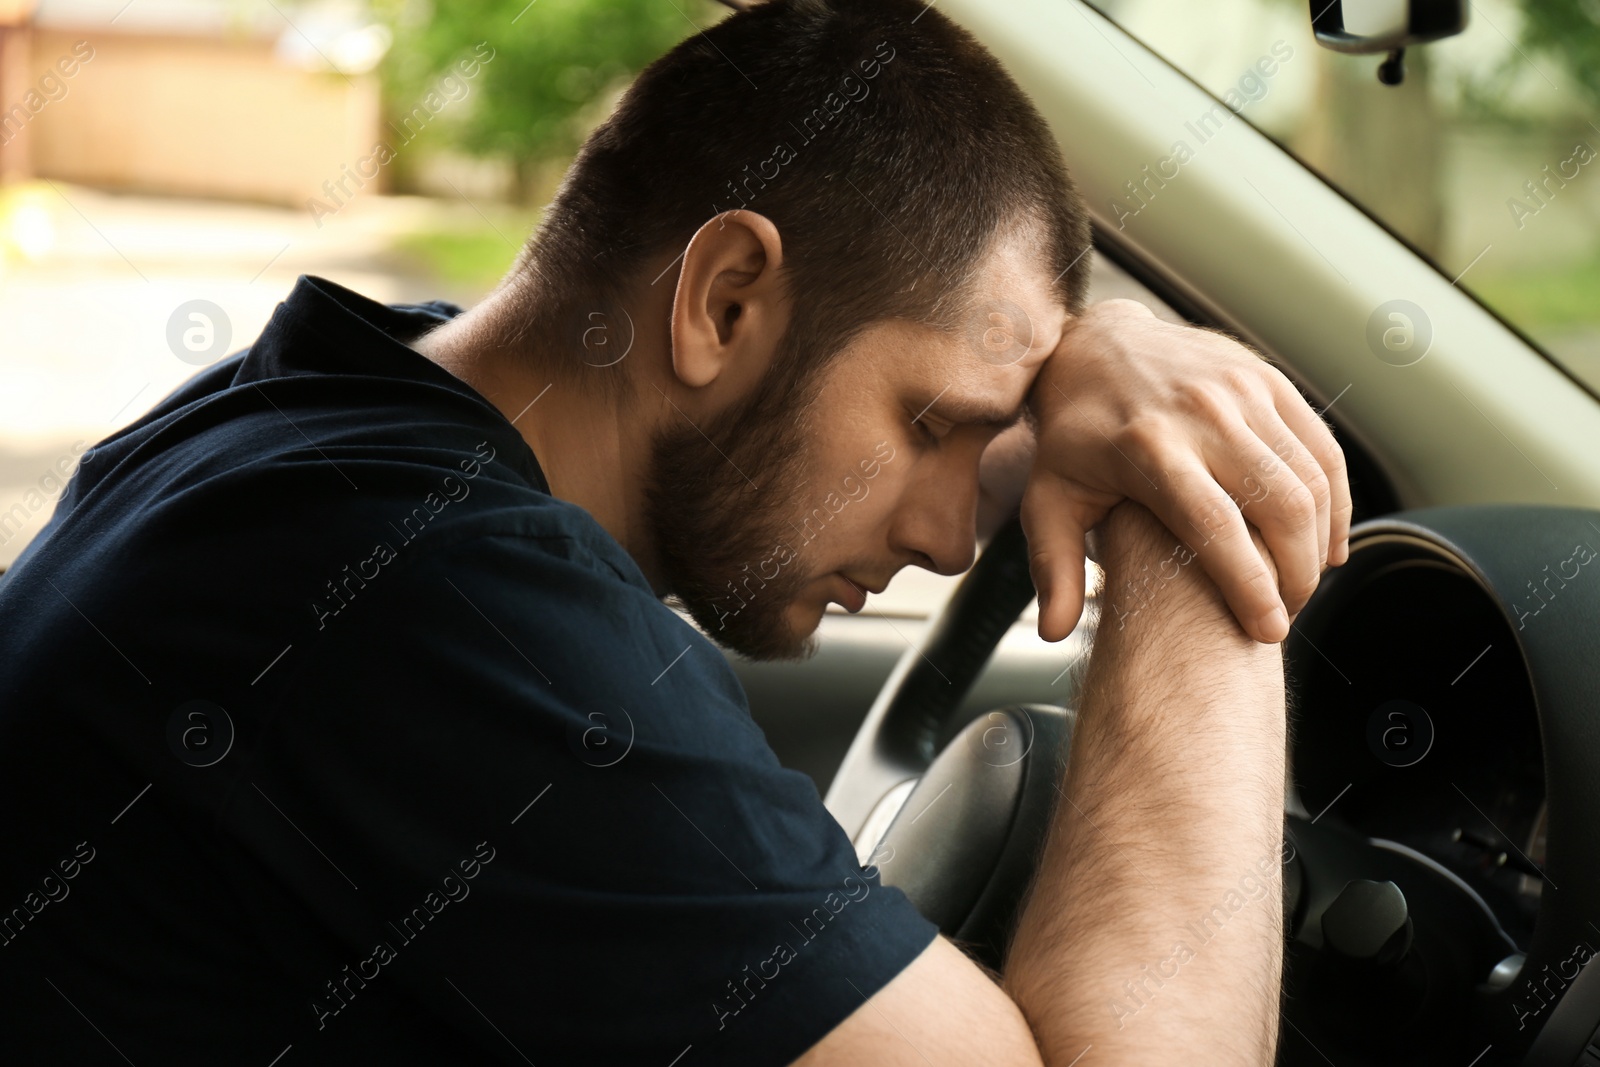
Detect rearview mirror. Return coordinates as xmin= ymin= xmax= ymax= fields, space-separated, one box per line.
xmin=1309 ymin=0 xmax=1469 ymax=84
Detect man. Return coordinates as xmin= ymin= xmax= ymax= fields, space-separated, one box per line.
xmin=0 ymin=0 xmax=1346 ymax=1064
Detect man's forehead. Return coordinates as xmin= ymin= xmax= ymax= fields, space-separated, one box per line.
xmin=963 ymin=238 xmax=1071 ymax=363
xmin=929 ymin=285 xmax=1066 ymax=412
xmin=890 ymin=327 xmax=1041 ymax=436
xmin=828 ymin=247 xmax=1067 ymax=423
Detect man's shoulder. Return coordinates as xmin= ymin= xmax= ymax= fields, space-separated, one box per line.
xmin=197 ymin=422 xmax=653 ymax=638
xmin=7 ymin=366 xmax=649 ymax=685
xmin=82 ymin=352 xmax=622 ymax=576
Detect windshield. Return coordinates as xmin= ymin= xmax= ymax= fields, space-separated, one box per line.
xmin=1086 ymin=0 xmax=1600 ymax=396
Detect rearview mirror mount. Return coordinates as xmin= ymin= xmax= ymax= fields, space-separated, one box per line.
xmin=1309 ymin=0 xmax=1469 ymax=85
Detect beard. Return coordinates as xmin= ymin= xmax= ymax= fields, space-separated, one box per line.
xmin=644 ymin=335 xmax=836 ymax=662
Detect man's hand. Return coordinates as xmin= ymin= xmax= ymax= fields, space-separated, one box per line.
xmin=1020 ymin=298 xmax=1351 ymax=645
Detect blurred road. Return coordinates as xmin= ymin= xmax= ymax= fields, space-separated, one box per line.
xmin=0 ymin=184 xmax=495 ymax=567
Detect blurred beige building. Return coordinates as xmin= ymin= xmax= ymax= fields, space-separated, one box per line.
xmin=0 ymin=0 xmax=383 ymax=204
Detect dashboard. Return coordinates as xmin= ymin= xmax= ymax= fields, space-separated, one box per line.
xmin=1289 ymin=534 xmax=1545 ymax=947
xmin=1280 ymin=506 xmax=1600 ymax=1065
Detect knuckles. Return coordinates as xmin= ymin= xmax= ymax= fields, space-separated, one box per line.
xmin=1276 ymin=483 xmax=1320 ymax=535
xmin=1172 ymin=380 xmax=1231 ymax=422
xmin=1106 ymin=413 xmax=1166 ymax=465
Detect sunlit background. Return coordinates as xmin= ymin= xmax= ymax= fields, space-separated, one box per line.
xmin=0 ymin=0 xmax=715 ymax=567
xmin=2 ymin=0 xmax=1596 ymax=582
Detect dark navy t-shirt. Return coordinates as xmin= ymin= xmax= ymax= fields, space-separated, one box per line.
xmin=0 ymin=275 xmax=936 ymax=1065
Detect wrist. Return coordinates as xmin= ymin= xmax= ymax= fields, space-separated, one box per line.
xmin=1095 ymin=503 xmax=1279 ymax=637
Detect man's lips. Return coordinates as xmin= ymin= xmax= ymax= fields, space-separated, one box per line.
xmin=833 ymin=574 xmax=883 ymax=613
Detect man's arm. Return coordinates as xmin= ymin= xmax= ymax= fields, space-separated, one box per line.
xmin=795 ymin=501 xmax=1287 ymax=1066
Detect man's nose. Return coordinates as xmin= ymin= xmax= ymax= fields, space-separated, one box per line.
xmin=896 ymin=478 xmax=979 ymax=578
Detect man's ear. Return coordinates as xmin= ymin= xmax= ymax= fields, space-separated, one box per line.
xmin=669 ymin=210 xmax=786 ymax=391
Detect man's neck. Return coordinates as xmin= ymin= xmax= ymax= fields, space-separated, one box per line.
xmin=409 ymin=302 xmax=667 ymax=592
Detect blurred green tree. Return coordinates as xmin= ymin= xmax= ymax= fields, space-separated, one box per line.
xmin=1516 ymin=0 xmax=1600 ymax=109
xmin=374 ymin=0 xmax=717 ymax=202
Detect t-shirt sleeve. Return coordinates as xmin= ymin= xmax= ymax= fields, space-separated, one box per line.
xmin=217 ymin=526 xmax=938 ymax=1066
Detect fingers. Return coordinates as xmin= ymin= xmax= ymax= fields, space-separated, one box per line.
xmin=1258 ymin=417 xmax=1335 ymax=614
xmin=1139 ymin=459 xmax=1288 ymax=643
xmin=1258 ymin=422 xmax=1330 ymax=572
xmin=1273 ymin=379 xmax=1353 ymax=565
xmin=1213 ymin=416 xmax=1325 ymax=618
xmin=1019 ymin=475 xmax=1102 ymax=643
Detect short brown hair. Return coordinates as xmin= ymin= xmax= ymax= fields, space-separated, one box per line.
xmin=500 ymin=0 xmax=1092 ymax=397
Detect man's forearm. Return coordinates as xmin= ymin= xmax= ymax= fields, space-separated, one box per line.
xmin=1003 ymin=503 xmax=1288 ymax=1066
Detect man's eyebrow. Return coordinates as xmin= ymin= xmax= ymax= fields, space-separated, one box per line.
xmin=925 ymin=391 xmax=1029 ymax=432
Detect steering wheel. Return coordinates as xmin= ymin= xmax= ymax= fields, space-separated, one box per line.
xmin=823 ymin=515 xmax=1077 ymax=967
xmin=823 ymin=506 xmax=1600 ymax=1067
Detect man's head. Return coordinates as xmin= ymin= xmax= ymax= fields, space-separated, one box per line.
xmin=450 ymin=0 xmax=1092 ymax=660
